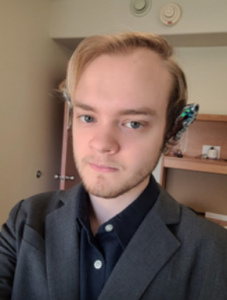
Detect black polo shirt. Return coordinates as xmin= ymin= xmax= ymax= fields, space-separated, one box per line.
xmin=76 ymin=176 xmax=160 ymax=300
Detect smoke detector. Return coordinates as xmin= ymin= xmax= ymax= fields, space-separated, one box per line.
xmin=130 ymin=0 xmax=152 ymax=17
xmin=160 ymin=3 xmax=181 ymax=26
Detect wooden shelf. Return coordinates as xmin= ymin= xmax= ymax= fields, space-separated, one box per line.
xmin=196 ymin=114 xmax=227 ymax=122
xmin=160 ymin=114 xmax=227 ymax=215
xmin=163 ymin=155 xmax=227 ymax=175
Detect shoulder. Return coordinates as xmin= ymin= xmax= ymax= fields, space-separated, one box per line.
xmin=179 ymin=205 xmax=227 ymax=250
xmin=2 ymin=183 xmax=83 ymax=239
xmin=20 ymin=183 xmax=82 ymax=214
xmin=156 ymin=186 xmax=227 ymax=250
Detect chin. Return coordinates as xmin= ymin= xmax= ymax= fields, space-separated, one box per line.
xmin=84 ymin=185 xmax=129 ymax=199
xmin=80 ymin=176 xmax=122 ymax=199
xmin=81 ymin=172 xmax=150 ymax=199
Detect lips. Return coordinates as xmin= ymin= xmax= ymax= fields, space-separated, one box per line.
xmin=89 ymin=163 xmax=118 ymax=173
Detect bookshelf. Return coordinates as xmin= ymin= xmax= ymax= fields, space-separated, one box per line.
xmin=160 ymin=114 xmax=227 ymax=215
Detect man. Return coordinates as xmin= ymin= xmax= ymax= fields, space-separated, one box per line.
xmin=0 ymin=32 xmax=227 ymax=300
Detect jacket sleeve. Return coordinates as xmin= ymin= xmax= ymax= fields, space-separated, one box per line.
xmin=0 ymin=201 xmax=24 ymax=300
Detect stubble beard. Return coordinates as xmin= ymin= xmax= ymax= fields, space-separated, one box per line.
xmin=74 ymin=150 xmax=162 ymax=199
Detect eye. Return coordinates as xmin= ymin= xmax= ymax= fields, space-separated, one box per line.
xmin=125 ymin=121 xmax=142 ymax=129
xmin=80 ymin=115 xmax=95 ymax=123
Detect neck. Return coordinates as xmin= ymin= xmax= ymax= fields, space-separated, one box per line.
xmin=88 ymin=177 xmax=150 ymax=235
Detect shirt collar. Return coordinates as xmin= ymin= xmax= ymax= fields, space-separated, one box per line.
xmin=103 ymin=175 xmax=160 ymax=248
xmin=76 ymin=175 xmax=160 ymax=248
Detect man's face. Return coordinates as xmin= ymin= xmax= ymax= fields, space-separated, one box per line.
xmin=72 ymin=48 xmax=171 ymax=198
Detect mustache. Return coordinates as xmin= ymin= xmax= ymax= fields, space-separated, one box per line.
xmin=82 ymin=156 xmax=122 ymax=169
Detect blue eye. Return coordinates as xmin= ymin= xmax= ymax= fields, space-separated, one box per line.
xmin=81 ymin=115 xmax=94 ymax=123
xmin=125 ymin=121 xmax=142 ymax=129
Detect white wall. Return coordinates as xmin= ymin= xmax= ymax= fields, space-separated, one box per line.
xmin=0 ymin=0 xmax=72 ymax=224
xmin=50 ymin=0 xmax=227 ymax=38
xmin=175 ymin=46 xmax=227 ymax=115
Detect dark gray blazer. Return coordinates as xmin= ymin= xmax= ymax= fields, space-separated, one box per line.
xmin=0 ymin=183 xmax=227 ymax=300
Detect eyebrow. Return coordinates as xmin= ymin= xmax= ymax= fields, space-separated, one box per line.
xmin=73 ymin=101 xmax=158 ymax=117
xmin=73 ymin=101 xmax=97 ymax=112
xmin=118 ymin=108 xmax=157 ymax=117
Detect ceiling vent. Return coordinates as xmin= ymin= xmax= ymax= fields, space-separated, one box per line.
xmin=160 ymin=3 xmax=181 ymax=26
xmin=130 ymin=0 xmax=152 ymax=17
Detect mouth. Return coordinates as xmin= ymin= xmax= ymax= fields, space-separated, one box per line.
xmin=89 ymin=163 xmax=118 ymax=173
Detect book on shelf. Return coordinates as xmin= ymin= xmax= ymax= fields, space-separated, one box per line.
xmin=205 ymin=212 xmax=227 ymax=229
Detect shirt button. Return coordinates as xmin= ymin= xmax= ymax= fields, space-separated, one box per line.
xmin=105 ymin=224 xmax=113 ymax=232
xmin=94 ymin=260 xmax=102 ymax=270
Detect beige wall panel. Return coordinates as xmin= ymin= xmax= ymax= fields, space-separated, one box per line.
xmin=0 ymin=0 xmax=72 ymax=224
xmin=166 ymin=169 xmax=227 ymax=215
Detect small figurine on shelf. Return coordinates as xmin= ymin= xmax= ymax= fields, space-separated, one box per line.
xmin=173 ymin=148 xmax=183 ymax=158
xmin=207 ymin=146 xmax=218 ymax=160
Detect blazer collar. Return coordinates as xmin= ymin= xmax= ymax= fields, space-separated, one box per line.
xmin=98 ymin=186 xmax=181 ymax=300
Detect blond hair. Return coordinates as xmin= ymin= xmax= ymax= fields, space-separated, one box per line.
xmin=65 ymin=32 xmax=187 ymax=147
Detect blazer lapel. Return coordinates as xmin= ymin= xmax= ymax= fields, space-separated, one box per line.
xmin=45 ymin=185 xmax=82 ymax=300
xmin=98 ymin=188 xmax=181 ymax=300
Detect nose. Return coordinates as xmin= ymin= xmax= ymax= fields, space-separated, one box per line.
xmin=88 ymin=124 xmax=120 ymax=155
